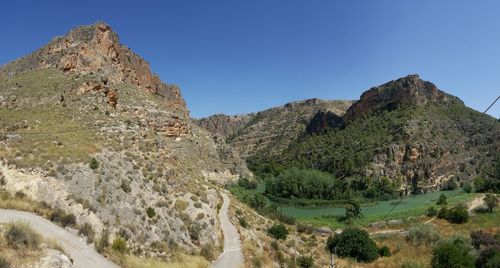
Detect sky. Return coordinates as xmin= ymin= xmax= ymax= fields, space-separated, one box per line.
xmin=0 ymin=1 xmax=499 ymax=118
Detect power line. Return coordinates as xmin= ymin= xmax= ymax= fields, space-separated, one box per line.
xmin=383 ymin=95 xmax=499 ymax=219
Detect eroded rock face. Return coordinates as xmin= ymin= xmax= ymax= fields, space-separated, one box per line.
xmin=306 ymin=110 xmax=344 ymax=133
xmin=195 ymin=114 xmax=253 ymax=138
xmin=343 ymin=74 xmax=462 ymax=122
xmin=0 ymin=22 xmax=188 ymax=117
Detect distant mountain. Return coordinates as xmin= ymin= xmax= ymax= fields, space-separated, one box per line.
xmin=0 ymin=22 xmax=238 ymax=258
xmin=195 ymin=98 xmax=354 ymax=160
xmin=258 ymin=75 xmax=499 ymax=193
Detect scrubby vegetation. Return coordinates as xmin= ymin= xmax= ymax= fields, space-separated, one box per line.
xmin=267 ymin=224 xmax=288 ymax=240
xmin=4 ymin=222 xmax=40 ymax=249
xmin=326 ymin=228 xmax=380 ymax=263
xmin=431 ymin=237 xmax=475 ymax=268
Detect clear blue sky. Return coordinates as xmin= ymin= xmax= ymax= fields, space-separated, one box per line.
xmin=1 ymin=0 xmax=499 ymax=118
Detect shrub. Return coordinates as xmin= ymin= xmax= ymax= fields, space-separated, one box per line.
xmin=345 ymin=199 xmax=362 ymax=219
xmin=89 ymin=157 xmax=99 ymax=170
xmin=277 ymin=214 xmax=296 ymax=225
xmin=238 ymin=178 xmax=258 ymax=189
xmin=446 ymin=204 xmax=469 ymax=224
xmin=443 ymin=180 xmax=458 ymax=191
xmin=378 ymin=245 xmax=391 ymax=257
xmin=476 ymin=245 xmax=500 ymax=268
xmin=426 ymin=206 xmax=438 ymax=217
xmin=463 ymin=182 xmax=473 ymax=193
xmin=50 ymin=209 xmax=76 ymax=227
xmin=267 ymin=224 xmax=288 ymax=240
xmin=189 ymin=223 xmax=202 ymax=242
xmin=238 ymin=217 xmax=248 ymax=228
xmin=406 ymin=223 xmax=440 ymax=246
xmin=267 ymin=223 xmax=288 ymax=240
xmin=436 ymin=194 xmax=447 ymax=206
xmin=111 ymin=236 xmax=127 ymax=254
xmin=78 ymin=222 xmax=95 ymax=244
xmin=174 ymin=199 xmax=189 ymax=211
xmin=96 ymin=229 xmax=110 ymax=253
xmin=437 ymin=207 xmax=448 ymax=219
xmin=0 ymin=256 xmax=10 ymax=268
xmin=200 ymin=244 xmax=214 ymax=261
xmin=297 ymin=255 xmax=314 ymax=268
xmin=326 ymin=227 xmax=378 ymax=263
xmin=14 ymin=191 xmax=26 ymax=199
xmin=5 ymin=222 xmax=40 ymax=249
xmin=470 ymin=230 xmax=499 ymax=249
xmin=431 ymin=237 xmax=474 ymax=268
xmin=146 ymin=207 xmax=156 ymax=218
xmin=483 ymin=194 xmax=498 ymax=212
xmin=120 ymin=180 xmax=131 ymax=193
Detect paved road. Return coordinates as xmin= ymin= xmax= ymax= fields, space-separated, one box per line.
xmin=0 ymin=209 xmax=119 ymax=268
xmin=211 ymin=193 xmax=244 ymax=268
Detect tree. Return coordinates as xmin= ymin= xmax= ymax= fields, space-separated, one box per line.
xmin=431 ymin=238 xmax=474 ymax=268
xmin=426 ymin=206 xmax=438 ymax=217
xmin=326 ymin=228 xmax=379 ymax=263
xmin=345 ymin=199 xmax=362 ymax=219
xmin=297 ymin=255 xmax=314 ymax=268
xmin=378 ymin=246 xmax=391 ymax=257
xmin=436 ymin=194 xmax=447 ymax=206
xmin=267 ymin=224 xmax=288 ymax=240
xmin=483 ymin=194 xmax=498 ymax=212
xmin=476 ymin=245 xmax=500 ymax=268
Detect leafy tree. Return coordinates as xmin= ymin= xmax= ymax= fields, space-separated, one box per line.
xmin=267 ymin=224 xmax=288 ymax=240
xmin=297 ymin=255 xmax=314 ymax=268
xmin=436 ymin=194 xmax=447 ymax=206
xmin=326 ymin=228 xmax=378 ymax=263
xmin=345 ymin=199 xmax=362 ymax=219
xmin=431 ymin=237 xmax=474 ymax=268
xmin=146 ymin=207 xmax=156 ymax=218
xmin=483 ymin=194 xmax=498 ymax=212
xmin=463 ymin=182 xmax=473 ymax=193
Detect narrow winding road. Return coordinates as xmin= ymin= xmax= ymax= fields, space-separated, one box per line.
xmin=0 ymin=209 xmax=119 ymax=268
xmin=212 ymin=193 xmax=244 ymax=268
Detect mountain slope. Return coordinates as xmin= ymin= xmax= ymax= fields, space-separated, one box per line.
xmin=253 ymin=75 xmax=500 ymax=193
xmin=196 ymin=98 xmax=353 ymax=161
xmin=0 ymin=22 xmax=236 ymax=259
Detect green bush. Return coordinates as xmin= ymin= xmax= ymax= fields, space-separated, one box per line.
xmin=475 ymin=245 xmax=500 ymax=268
xmin=120 ymin=179 xmax=131 ymax=193
xmin=463 ymin=182 xmax=473 ymax=193
xmin=297 ymin=255 xmax=314 ymax=268
xmin=446 ymin=204 xmax=469 ymax=224
xmin=326 ymin=227 xmax=378 ymax=263
xmin=437 ymin=207 xmax=448 ymax=219
xmin=431 ymin=237 xmax=474 ymax=268
xmin=426 ymin=206 xmax=438 ymax=217
xmin=5 ymin=222 xmax=40 ymax=249
xmin=406 ymin=224 xmax=440 ymax=246
xmin=89 ymin=157 xmax=99 ymax=170
xmin=0 ymin=256 xmax=11 ymax=268
xmin=267 ymin=223 xmax=288 ymax=240
xmin=78 ymin=222 xmax=95 ymax=244
xmin=50 ymin=209 xmax=76 ymax=227
xmin=189 ymin=223 xmax=202 ymax=242
xmin=378 ymin=246 xmax=391 ymax=257
xmin=111 ymin=236 xmax=127 ymax=254
xmin=146 ymin=207 xmax=156 ymax=218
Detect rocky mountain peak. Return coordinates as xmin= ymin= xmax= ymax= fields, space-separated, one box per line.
xmin=343 ymin=74 xmax=462 ymax=121
xmin=0 ymin=22 xmax=188 ymax=116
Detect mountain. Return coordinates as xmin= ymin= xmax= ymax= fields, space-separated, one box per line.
xmin=258 ymin=75 xmax=499 ymax=193
xmin=196 ymin=98 xmax=353 ymax=161
xmin=0 ymin=22 xmax=239 ymax=258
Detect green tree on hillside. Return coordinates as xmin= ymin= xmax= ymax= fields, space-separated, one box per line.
xmin=326 ymin=228 xmax=379 ymax=263
xmin=436 ymin=194 xmax=447 ymax=206
xmin=483 ymin=194 xmax=498 ymax=212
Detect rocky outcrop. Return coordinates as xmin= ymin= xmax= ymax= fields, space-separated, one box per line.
xmin=343 ymin=74 xmax=462 ymax=122
xmin=0 ymin=22 xmax=188 ymax=117
xmin=195 ymin=114 xmax=253 ymax=138
xmin=306 ymin=110 xmax=344 ymax=133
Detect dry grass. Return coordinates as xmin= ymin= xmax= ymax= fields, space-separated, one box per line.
xmin=0 ymin=223 xmax=43 ymax=267
xmin=117 ymin=253 xmax=209 ymax=268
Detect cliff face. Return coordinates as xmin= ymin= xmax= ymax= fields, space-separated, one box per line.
xmin=195 ymin=114 xmax=253 ymax=138
xmin=0 ymin=22 xmax=188 ymax=117
xmin=343 ymin=74 xmax=462 ymax=122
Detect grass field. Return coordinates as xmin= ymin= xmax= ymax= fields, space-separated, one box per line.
xmin=283 ymin=189 xmax=477 ymax=228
